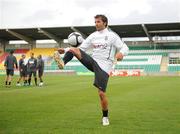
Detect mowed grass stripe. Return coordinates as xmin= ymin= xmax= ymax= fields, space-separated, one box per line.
xmin=0 ymin=76 xmax=180 ymax=134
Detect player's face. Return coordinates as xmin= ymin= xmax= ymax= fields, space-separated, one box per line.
xmin=95 ymin=18 xmax=106 ymax=31
xmin=30 ymin=54 xmax=34 ymax=58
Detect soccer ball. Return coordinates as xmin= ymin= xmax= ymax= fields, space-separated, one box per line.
xmin=68 ymin=32 xmax=84 ymax=47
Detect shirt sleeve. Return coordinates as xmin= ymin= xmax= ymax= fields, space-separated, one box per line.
xmin=113 ymin=36 xmax=129 ymax=56
xmin=79 ymin=34 xmax=93 ymax=52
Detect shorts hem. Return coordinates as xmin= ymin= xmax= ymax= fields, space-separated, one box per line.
xmin=93 ymin=83 xmax=106 ymax=92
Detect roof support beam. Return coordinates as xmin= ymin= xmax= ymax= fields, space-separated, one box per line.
xmin=37 ymin=28 xmax=62 ymax=45
xmin=149 ymin=30 xmax=180 ymax=33
xmin=141 ymin=24 xmax=153 ymax=42
xmin=6 ymin=29 xmax=35 ymax=44
xmin=0 ymin=39 xmax=9 ymax=52
xmin=70 ymin=26 xmax=87 ymax=38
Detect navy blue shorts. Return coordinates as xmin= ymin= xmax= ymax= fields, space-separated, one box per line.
xmin=38 ymin=69 xmax=43 ymax=77
xmin=20 ymin=70 xmax=28 ymax=77
xmin=79 ymin=49 xmax=109 ymax=92
xmin=6 ymin=69 xmax=14 ymax=76
xmin=28 ymin=71 xmax=37 ymax=77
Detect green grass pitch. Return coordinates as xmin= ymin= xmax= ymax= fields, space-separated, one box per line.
xmin=0 ymin=75 xmax=180 ymax=134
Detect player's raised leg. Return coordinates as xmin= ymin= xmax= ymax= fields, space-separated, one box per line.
xmin=54 ymin=47 xmax=81 ymax=69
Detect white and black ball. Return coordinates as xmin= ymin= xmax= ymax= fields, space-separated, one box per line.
xmin=68 ymin=32 xmax=84 ymax=47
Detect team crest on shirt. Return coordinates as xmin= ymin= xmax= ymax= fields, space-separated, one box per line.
xmin=105 ymin=36 xmax=108 ymax=41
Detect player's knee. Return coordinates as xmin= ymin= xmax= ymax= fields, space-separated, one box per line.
xmin=69 ymin=48 xmax=81 ymax=59
xmin=98 ymin=90 xmax=105 ymax=100
xmin=69 ymin=48 xmax=79 ymax=54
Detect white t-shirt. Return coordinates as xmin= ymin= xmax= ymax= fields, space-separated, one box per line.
xmin=79 ymin=28 xmax=129 ymax=74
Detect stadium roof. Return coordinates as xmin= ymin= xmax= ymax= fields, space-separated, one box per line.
xmin=0 ymin=22 xmax=180 ymax=42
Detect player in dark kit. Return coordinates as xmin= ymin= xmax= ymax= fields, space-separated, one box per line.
xmin=4 ymin=50 xmax=18 ymax=87
xmin=27 ymin=53 xmax=37 ymax=86
xmin=37 ymin=54 xmax=44 ymax=86
xmin=16 ymin=54 xmax=28 ymax=86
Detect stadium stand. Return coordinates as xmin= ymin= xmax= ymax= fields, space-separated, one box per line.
xmin=46 ymin=48 xmax=180 ymax=73
xmin=14 ymin=49 xmax=29 ymax=54
xmin=0 ymin=47 xmax=180 ymax=74
xmin=26 ymin=48 xmax=55 ymax=57
xmin=168 ymin=52 xmax=180 ymax=72
xmin=0 ymin=23 xmax=180 ymax=75
xmin=0 ymin=52 xmax=8 ymax=70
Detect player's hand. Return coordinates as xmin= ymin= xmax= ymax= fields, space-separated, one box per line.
xmin=115 ymin=52 xmax=124 ymax=61
xmin=57 ymin=48 xmax=65 ymax=54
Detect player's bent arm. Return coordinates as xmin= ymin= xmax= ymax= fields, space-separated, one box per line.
xmin=113 ymin=34 xmax=129 ymax=54
xmin=114 ymin=37 xmax=129 ymax=61
xmin=15 ymin=63 xmax=18 ymax=69
xmin=120 ymin=43 xmax=129 ymax=56
xmin=78 ymin=34 xmax=93 ymax=52
xmin=116 ymin=44 xmax=129 ymax=61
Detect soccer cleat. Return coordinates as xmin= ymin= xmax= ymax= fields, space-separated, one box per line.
xmin=53 ymin=51 xmax=64 ymax=69
xmin=39 ymin=82 xmax=43 ymax=86
xmin=16 ymin=83 xmax=21 ymax=86
xmin=102 ymin=117 xmax=110 ymax=126
xmin=5 ymin=85 xmax=11 ymax=88
xmin=23 ymin=83 xmax=28 ymax=86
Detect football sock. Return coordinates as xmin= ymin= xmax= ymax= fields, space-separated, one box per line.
xmin=102 ymin=110 xmax=108 ymax=117
xmin=63 ymin=51 xmax=74 ymax=64
xmin=35 ymin=78 xmax=37 ymax=85
xmin=5 ymin=81 xmax=8 ymax=85
xmin=28 ymin=78 xmax=31 ymax=85
xmin=8 ymin=82 xmax=11 ymax=85
xmin=24 ymin=80 xmax=27 ymax=84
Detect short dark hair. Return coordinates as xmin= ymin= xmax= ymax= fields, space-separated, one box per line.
xmin=94 ymin=14 xmax=108 ymax=27
xmin=10 ymin=50 xmax=14 ymax=54
xmin=38 ymin=54 xmax=42 ymax=58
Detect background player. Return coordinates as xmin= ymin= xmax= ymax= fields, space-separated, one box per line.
xmin=27 ymin=53 xmax=37 ymax=86
xmin=16 ymin=54 xmax=28 ymax=86
xmin=4 ymin=50 xmax=18 ymax=87
xmin=37 ymin=54 xmax=44 ymax=86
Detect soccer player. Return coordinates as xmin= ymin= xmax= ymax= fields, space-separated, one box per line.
xmin=27 ymin=53 xmax=37 ymax=86
xmin=16 ymin=54 xmax=28 ymax=86
xmin=4 ymin=50 xmax=18 ymax=87
xmin=37 ymin=54 xmax=44 ymax=86
xmin=55 ymin=14 xmax=129 ymax=126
